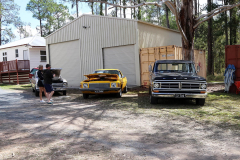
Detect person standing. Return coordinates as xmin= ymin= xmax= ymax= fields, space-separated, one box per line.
xmin=37 ymin=65 xmax=47 ymax=102
xmin=44 ymin=64 xmax=55 ymax=104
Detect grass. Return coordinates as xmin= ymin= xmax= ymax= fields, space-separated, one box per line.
xmin=98 ymin=91 xmax=240 ymax=130
xmin=207 ymin=74 xmax=224 ymax=82
xmin=0 ymin=83 xmax=31 ymax=90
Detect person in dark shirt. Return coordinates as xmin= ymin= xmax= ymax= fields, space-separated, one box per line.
xmin=44 ymin=64 xmax=55 ymax=104
xmin=37 ymin=65 xmax=47 ymax=102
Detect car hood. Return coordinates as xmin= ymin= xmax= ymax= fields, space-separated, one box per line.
xmin=43 ymin=69 xmax=62 ymax=80
xmin=84 ymin=73 xmax=119 ymax=81
xmin=153 ymin=72 xmax=206 ymax=81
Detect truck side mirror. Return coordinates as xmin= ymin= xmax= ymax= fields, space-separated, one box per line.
xmin=149 ymin=65 xmax=152 ymax=72
xmin=197 ymin=66 xmax=200 ymax=73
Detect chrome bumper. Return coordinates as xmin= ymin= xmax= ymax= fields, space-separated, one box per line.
xmin=80 ymin=87 xmax=121 ymax=92
xmin=152 ymin=93 xmax=207 ymax=99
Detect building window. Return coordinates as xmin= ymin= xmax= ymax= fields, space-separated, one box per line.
xmin=3 ymin=52 xmax=7 ymax=61
xmin=15 ymin=49 xmax=19 ymax=58
xmin=40 ymin=51 xmax=46 ymax=62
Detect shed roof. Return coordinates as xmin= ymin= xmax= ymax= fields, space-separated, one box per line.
xmin=45 ymin=14 xmax=180 ymax=39
xmin=0 ymin=36 xmax=46 ymax=50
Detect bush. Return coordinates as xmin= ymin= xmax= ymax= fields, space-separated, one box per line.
xmin=207 ymin=74 xmax=224 ymax=82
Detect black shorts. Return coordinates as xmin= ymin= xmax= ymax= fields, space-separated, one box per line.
xmin=44 ymin=84 xmax=53 ymax=93
xmin=38 ymin=80 xmax=44 ymax=87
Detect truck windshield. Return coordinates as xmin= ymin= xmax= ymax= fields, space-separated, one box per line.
xmin=154 ymin=63 xmax=196 ymax=73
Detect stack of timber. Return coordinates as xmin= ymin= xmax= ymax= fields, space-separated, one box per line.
xmin=140 ymin=45 xmax=206 ymax=87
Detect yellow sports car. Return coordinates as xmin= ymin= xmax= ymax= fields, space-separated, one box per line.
xmin=80 ymin=69 xmax=127 ymax=99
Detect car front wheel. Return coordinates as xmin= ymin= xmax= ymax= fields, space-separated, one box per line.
xmin=123 ymin=86 xmax=127 ymax=93
xmin=196 ymin=98 xmax=205 ymax=106
xmin=116 ymin=88 xmax=122 ymax=98
xmin=35 ymin=90 xmax=39 ymax=97
xmin=83 ymin=94 xmax=89 ymax=99
xmin=63 ymin=91 xmax=67 ymax=95
xmin=150 ymin=95 xmax=158 ymax=104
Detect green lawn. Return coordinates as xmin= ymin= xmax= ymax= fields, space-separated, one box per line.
xmin=0 ymin=83 xmax=31 ymax=90
xmin=99 ymin=91 xmax=240 ymax=130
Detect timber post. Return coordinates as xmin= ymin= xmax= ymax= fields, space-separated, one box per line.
xmin=16 ymin=59 xmax=19 ymax=85
xmin=8 ymin=61 xmax=10 ymax=84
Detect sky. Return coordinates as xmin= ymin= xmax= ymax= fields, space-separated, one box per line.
xmin=13 ymin=0 xmax=91 ymax=40
xmin=12 ymin=0 xmax=208 ymax=41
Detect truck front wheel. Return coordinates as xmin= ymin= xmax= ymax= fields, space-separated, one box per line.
xmin=196 ymin=98 xmax=205 ymax=106
xmin=150 ymin=95 xmax=158 ymax=104
xmin=83 ymin=94 xmax=89 ymax=99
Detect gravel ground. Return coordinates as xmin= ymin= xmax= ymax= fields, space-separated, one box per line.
xmin=0 ymin=86 xmax=240 ymax=160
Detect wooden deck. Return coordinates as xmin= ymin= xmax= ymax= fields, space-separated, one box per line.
xmin=0 ymin=60 xmax=30 ymax=84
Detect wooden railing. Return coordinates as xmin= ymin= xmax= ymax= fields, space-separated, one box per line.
xmin=0 ymin=60 xmax=30 ymax=73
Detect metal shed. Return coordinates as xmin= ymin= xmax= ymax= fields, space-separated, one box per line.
xmin=45 ymin=14 xmax=182 ymax=87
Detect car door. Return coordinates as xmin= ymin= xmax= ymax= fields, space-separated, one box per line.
xmin=119 ymin=71 xmax=127 ymax=89
xmin=31 ymin=70 xmax=38 ymax=89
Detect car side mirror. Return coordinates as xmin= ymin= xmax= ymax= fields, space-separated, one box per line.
xmin=122 ymin=75 xmax=125 ymax=78
xmin=149 ymin=65 xmax=152 ymax=72
xmin=197 ymin=66 xmax=200 ymax=73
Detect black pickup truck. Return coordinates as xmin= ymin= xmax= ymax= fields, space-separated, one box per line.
xmin=149 ymin=60 xmax=207 ymax=105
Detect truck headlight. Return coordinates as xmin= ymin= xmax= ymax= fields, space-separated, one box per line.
xmin=83 ymin=83 xmax=88 ymax=88
xmin=63 ymin=82 xmax=68 ymax=87
xmin=154 ymin=83 xmax=160 ymax=88
xmin=201 ymin=84 xmax=207 ymax=89
xmin=111 ymin=83 xmax=116 ymax=88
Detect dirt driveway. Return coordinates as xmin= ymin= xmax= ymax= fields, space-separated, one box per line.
xmin=0 ymin=87 xmax=240 ymax=160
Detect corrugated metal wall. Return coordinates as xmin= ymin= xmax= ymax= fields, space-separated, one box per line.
xmin=138 ymin=22 xmax=182 ymax=48
xmin=46 ymin=15 xmax=138 ymax=85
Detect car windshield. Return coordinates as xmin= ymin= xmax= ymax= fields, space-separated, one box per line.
xmin=94 ymin=70 xmax=119 ymax=75
xmin=154 ymin=63 xmax=196 ymax=73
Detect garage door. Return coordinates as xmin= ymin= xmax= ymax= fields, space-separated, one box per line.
xmin=49 ymin=40 xmax=80 ymax=87
xmin=103 ymin=45 xmax=136 ymax=86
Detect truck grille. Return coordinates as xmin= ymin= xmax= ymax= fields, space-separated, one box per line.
xmin=161 ymin=83 xmax=179 ymax=89
xmin=154 ymin=82 xmax=203 ymax=90
xmin=182 ymin=83 xmax=200 ymax=89
xmin=89 ymin=83 xmax=110 ymax=88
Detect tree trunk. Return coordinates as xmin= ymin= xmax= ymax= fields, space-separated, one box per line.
xmin=137 ymin=0 xmax=141 ymax=20
xmin=92 ymin=2 xmax=94 ymax=15
xmin=40 ymin=18 xmax=43 ymax=37
xmin=105 ymin=1 xmax=107 ymax=16
xmin=100 ymin=2 xmax=103 ymax=15
xmin=166 ymin=5 xmax=170 ymax=28
xmin=123 ymin=0 xmax=126 ymax=18
xmin=229 ymin=0 xmax=237 ymax=45
xmin=198 ymin=0 xmax=199 ymax=16
xmin=194 ymin=0 xmax=197 ymax=16
xmin=134 ymin=0 xmax=136 ymax=19
xmin=207 ymin=0 xmax=214 ymax=75
xmin=120 ymin=0 xmax=122 ymax=18
xmin=115 ymin=0 xmax=117 ymax=17
xmin=180 ymin=0 xmax=195 ymax=61
xmin=76 ymin=0 xmax=79 ymax=17
xmin=224 ymin=0 xmax=228 ymax=45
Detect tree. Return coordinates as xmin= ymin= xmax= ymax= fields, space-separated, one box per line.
xmin=14 ymin=18 xmax=32 ymax=39
xmin=80 ymin=0 xmax=240 ymax=61
xmin=0 ymin=0 xmax=21 ymax=45
xmin=26 ymin=0 xmax=49 ymax=37
xmin=207 ymin=0 xmax=213 ymax=75
xmin=61 ymin=0 xmax=79 ymax=17
xmin=27 ymin=0 xmax=72 ymax=37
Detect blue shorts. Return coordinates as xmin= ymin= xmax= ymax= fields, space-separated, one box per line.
xmin=44 ymin=84 xmax=54 ymax=93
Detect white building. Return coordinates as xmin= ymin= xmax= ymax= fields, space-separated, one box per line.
xmin=0 ymin=36 xmax=47 ymax=69
xmin=45 ymin=14 xmax=182 ymax=87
